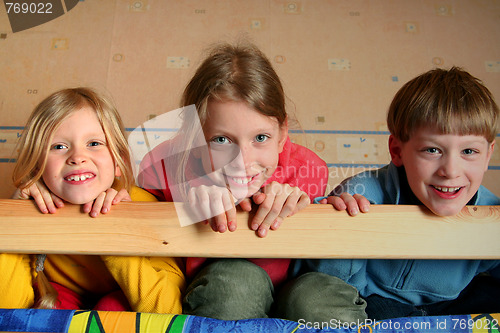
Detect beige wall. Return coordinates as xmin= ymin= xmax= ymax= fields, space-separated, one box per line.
xmin=1 ymin=0 xmax=499 ymax=199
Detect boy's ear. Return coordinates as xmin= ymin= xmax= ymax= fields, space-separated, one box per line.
xmin=278 ymin=118 xmax=289 ymax=153
xmin=484 ymin=140 xmax=496 ymax=172
xmin=388 ymin=135 xmax=404 ymax=167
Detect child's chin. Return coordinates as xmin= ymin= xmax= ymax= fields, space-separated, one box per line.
xmin=231 ymin=188 xmax=250 ymax=201
xmin=67 ymin=199 xmax=91 ymax=205
xmin=232 ymin=183 xmax=263 ymax=200
xmin=428 ymin=205 xmax=463 ymax=217
xmin=65 ymin=194 xmax=98 ymax=205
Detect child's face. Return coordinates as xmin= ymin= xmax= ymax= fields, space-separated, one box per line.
xmin=42 ymin=106 xmax=119 ymax=204
xmin=390 ymin=127 xmax=495 ymax=216
xmin=200 ymin=99 xmax=288 ymax=199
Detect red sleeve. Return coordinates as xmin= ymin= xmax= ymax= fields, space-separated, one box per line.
xmin=136 ymin=140 xmax=175 ymax=202
xmin=265 ymin=138 xmax=328 ymax=200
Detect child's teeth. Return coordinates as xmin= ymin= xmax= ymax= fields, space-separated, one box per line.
xmin=232 ymin=176 xmax=252 ymax=184
xmin=67 ymin=174 xmax=93 ymax=181
xmin=434 ymin=186 xmax=460 ymax=192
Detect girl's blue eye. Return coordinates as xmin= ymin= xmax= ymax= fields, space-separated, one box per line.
xmin=52 ymin=144 xmax=67 ymax=150
xmin=88 ymin=141 xmax=102 ymax=147
xmin=462 ymin=148 xmax=476 ymax=155
xmin=212 ymin=136 xmax=229 ymax=144
xmin=255 ymin=134 xmax=268 ymax=143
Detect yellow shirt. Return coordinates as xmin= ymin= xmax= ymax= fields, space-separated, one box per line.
xmin=0 ymin=253 xmax=34 ymax=308
xmin=0 ymin=186 xmax=185 ymax=313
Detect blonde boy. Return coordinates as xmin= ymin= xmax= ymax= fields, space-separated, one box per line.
xmin=289 ymin=67 xmax=500 ymax=320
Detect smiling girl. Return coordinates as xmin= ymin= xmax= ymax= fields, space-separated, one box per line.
xmin=1 ymin=88 xmax=184 ymax=313
xmin=137 ymin=42 xmax=365 ymax=320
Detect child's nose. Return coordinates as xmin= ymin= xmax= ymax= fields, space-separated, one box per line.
xmin=67 ymin=148 xmax=87 ymax=165
xmin=240 ymin=145 xmax=257 ymax=168
xmin=438 ymin=155 xmax=460 ymax=178
xmin=228 ymin=144 xmax=254 ymax=169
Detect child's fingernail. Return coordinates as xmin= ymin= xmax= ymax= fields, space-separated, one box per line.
xmin=102 ymin=208 xmax=108 ymax=213
xmin=258 ymin=228 xmax=267 ymax=237
xmin=251 ymin=223 xmax=258 ymax=230
xmin=272 ymin=217 xmax=282 ymax=229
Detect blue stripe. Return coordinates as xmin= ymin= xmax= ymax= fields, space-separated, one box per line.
xmin=0 ymin=126 xmax=24 ymax=130
xmin=2 ymin=126 xmax=500 ymax=138
xmin=327 ymin=163 xmax=387 ymax=168
xmin=125 ymin=127 xmax=178 ymax=132
xmin=124 ymin=128 xmax=392 ymax=135
xmin=290 ymin=129 xmax=391 ymax=135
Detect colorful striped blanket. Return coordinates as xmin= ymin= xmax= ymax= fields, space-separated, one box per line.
xmin=0 ymin=309 xmax=498 ymax=332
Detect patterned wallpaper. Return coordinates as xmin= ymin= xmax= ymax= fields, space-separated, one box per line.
xmin=1 ymin=0 xmax=499 ymax=198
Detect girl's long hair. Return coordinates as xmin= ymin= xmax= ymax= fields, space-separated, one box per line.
xmin=13 ymin=87 xmax=134 ymax=191
xmin=13 ymin=87 xmax=134 ymax=308
xmin=175 ymin=41 xmax=288 ymax=199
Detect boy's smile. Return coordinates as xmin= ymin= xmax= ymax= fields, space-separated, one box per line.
xmin=390 ymin=127 xmax=495 ymax=216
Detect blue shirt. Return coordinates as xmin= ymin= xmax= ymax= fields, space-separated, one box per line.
xmin=293 ymin=162 xmax=500 ymax=305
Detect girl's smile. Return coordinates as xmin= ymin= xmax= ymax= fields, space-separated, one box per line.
xmin=200 ymin=99 xmax=288 ymax=199
xmin=42 ymin=106 xmax=120 ymax=204
xmin=63 ymin=171 xmax=96 ymax=183
xmin=224 ymin=171 xmax=264 ymax=187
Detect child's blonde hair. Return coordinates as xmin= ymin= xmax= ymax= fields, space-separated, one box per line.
xmin=13 ymin=87 xmax=134 ymax=191
xmin=387 ymin=66 xmax=499 ymax=143
xmin=12 ymin=87 xmax=134 ymax=309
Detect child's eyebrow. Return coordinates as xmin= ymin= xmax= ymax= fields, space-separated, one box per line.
xmin=50 ymin=133 xmax=108 ymax=142
xmin=210 ymin=126 xmax=277 ymax=135
xmin=247 ymin=124 xmax=279 ymax=133
xmin=88 ymin=135 xmax=107 ymax=141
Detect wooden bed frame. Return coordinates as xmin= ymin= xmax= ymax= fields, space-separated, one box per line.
xmin=0 ymin=199 xmax=498 ymax=259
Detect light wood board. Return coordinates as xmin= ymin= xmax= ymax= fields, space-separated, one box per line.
xmin=0 ymin=200 xmax=499 ymax=259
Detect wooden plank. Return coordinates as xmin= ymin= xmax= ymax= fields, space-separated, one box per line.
xmin=0 ymin=199 xmax=498 ymax=259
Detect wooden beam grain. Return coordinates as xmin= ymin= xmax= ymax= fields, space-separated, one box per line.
xmin=0 ymin=200 xmax=498 ymax=259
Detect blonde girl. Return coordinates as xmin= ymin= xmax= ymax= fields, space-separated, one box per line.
xmin=12 ymin=87 xmax=133 ymax=215
xmin=1 ymin=87 xmax=184 ymax=313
